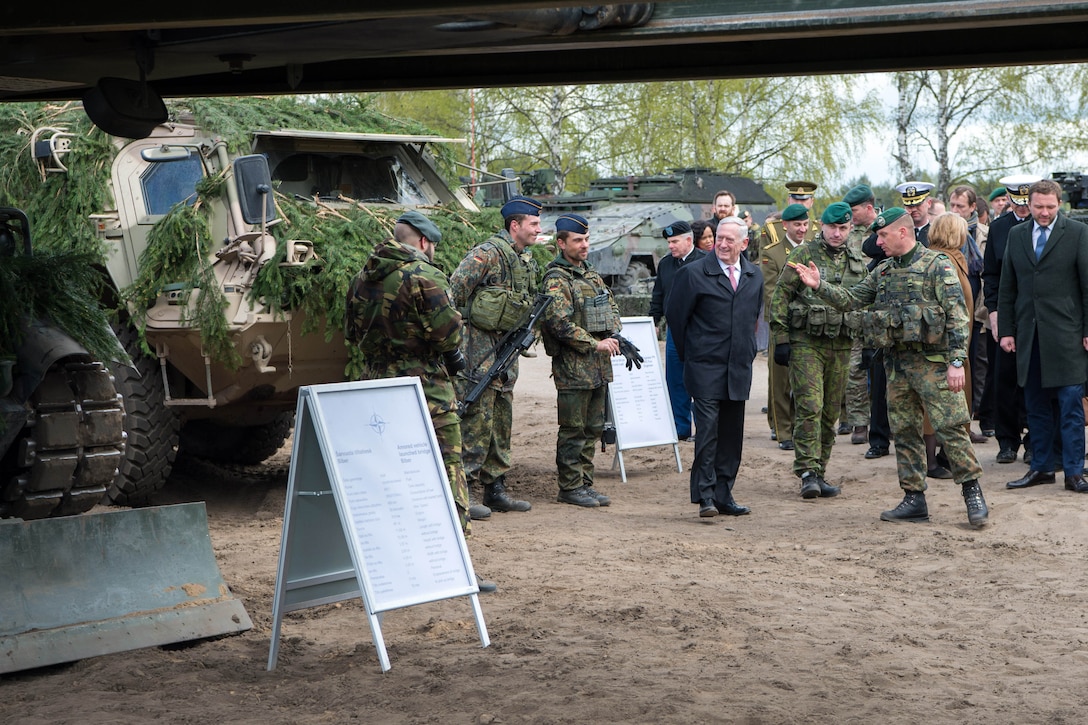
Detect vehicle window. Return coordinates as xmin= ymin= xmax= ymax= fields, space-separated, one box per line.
xmin=141 ymin=155 xmax=204 ymax=216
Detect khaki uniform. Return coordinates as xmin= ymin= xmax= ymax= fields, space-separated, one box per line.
xmin=760 ymin=234 xmax=807 ymax=441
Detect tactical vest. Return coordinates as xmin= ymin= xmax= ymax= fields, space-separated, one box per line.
xmin=787 ymin=247 xmax=868 ymax=339
xmin=540 ymin=263 xmax=619 ymax=356
xmin=464 ymin=236 xmax=535 ymax=332
xmin=863 ymin=250 xmax=951 ymax=350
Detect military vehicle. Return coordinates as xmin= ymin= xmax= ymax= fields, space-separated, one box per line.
xmin=18 ymin=108 xmax=479 ymax=507
xmin=1053 ymin=171 xmax=1088 ymax=223
xmin=525 ymin=168 xmax=775 ymax=293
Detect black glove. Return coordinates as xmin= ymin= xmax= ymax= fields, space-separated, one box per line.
xmin=859 ymin=348 xmax=875 ymax=372
xmin=773 ymin=343 xmax=791 ymax=366
xmin=443 ymin=349 xmax=467 ymax=374
xmin=611 ymin=333 xmax=644 ymax=370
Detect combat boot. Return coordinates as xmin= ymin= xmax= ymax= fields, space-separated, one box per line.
xmin=879 ymin=491 xmax=929 ymax=523
xmin=817 ymin=474 xmax=841 ymax=498
xmin=961 ymin=480 xmax=989 ymax=526
xmin=800 ymin=472 xmax=821 ymax=499
xmin=583 ymin=485 xmax=611 ymax=507
xmin=468 ymin=484 xmax=491 ymax=520
xmin=557 ymin=485 xmax=600 ymax=507
xmin=483 ymin=476 xmax=531 ymax=512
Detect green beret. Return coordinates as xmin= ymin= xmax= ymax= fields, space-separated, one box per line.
xmin=988 ymin=187 xmax=1007 ymax=202
xmin=781 ymin=203 xmax=809 ymax=222
xmin=842 ymin=184 xmax=873 ymax=207
xmin=821 ymin=202 xmax=853 ymax=225
xmin=397 ymin=210 xmax=442 ymax=244
xmin=870 ymin=207 xmax=908 ymax=232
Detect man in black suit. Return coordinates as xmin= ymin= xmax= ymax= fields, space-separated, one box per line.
xmin=998 ymin=179 xmax=1088 ymax=493
xmin=666 ymin=216 xmax=764 ymax=518
xmin=649 ymin=220 xmax=707 ymax=441
xmin=982 ymin=175 xmax=1037 ymax=464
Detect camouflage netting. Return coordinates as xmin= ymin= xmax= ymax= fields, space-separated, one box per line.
xmin=0 ymin=97 xmax=551 ymax=375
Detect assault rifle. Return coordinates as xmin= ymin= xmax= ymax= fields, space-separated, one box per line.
xmin=458 ymin=293 xmax=553 ymax=415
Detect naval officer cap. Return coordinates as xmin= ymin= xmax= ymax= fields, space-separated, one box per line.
xmin=556 ymin=213 xmax=590 ymax=234
xmin=821 ymin=202 xmax=853 ymax=225
xmin=500 ymin=195 xmax=543 ymax=218
xmin=842 ymin=184 xmax=874 ymax=207
xmin=661 ymin=220 xmax=692 ymax=239
xmin=785 ymin=180 xmax=818 ymax=199
xmin=870 ymin=207 xmax=908 ymax=232
xmin=396 ymin=210 xmax=442 ymax=244
xmin=999 ymin=174 xmax=1041 ymax=206
xmin=781 ymin=203 xmax=809 ymax=222
xmin=895 ymin=181 xmax=935 ymax=206
xmin=988 ymin=187 xmax=1008 ymax=202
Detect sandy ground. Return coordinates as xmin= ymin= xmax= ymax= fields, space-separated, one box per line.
xmin=5 ymin=345 xmax=1088 ymax=725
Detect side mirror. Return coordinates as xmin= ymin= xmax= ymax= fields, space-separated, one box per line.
xmin=233 ymin=155 xmax=276 ymax=225
xmin=82 ymin=77 xmax=167 ymax=139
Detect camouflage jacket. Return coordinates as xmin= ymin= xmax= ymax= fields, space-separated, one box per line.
xmin=769 ymin=236 xmax=868 ymax=349
xmin=344 ymin=239 xmax=463 ymax=419
xmin=541 ymin=255 xmax=619 ymax=390
xmin=450 ymin=230 xmax=539 ymax=392
xmin=815 ymin=244 xmax=969 ymax=362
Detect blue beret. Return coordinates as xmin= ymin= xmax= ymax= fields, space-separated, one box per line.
xmin=781 ymin=203 xmax=809 ymax=222
xmin=842 ymin=184 xmax=873 ymax=207
xmin=870 ymin=207 xmax=908 ymax=232
xmin=821 ymin=202 xmax=853 ymax=225
xmin=396 ymin=210 xmax=442 ymax=244
xmin=500 ymin=195 xmax=543 ymax=218
xmin=661 ymin=220 xmax=692 ymax=239
xmin=556 ymin=213 xmax=589 ymax=234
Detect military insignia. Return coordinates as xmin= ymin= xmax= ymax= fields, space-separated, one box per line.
xmin=1016 ymin=184 xmax=1031 ymax=196
xmin=904 ymin=186 xmax=917 ymax=198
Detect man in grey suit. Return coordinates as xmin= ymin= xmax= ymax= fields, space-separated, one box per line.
xmin=998 ymin=179 xmax=1088 ymax=493
xmin=666 ymin=216 xmax=764 ymax=517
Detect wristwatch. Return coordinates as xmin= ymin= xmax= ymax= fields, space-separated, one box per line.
xmin=950 ymin=358 xmax=964 ymax=368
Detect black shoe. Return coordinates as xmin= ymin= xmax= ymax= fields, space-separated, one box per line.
xmin=961 ymin=480 xmax=989 ymax=526
xmin=926 ymin=466 xmax=953 ymax=480
xmin=557 ymin=486 xmax=600 ymax=507
xmin=1023 ymin=448 xmax=1033 ymax=466
xmin=699 ymin=498 xmax=718 ymax=517
xmin=1069 ymin=476 xmax=1088 ymax=493
xmin=982 ymin=428 xmax=996 ymax=437
xmin=716 ymin=492 xmax=751 ymax=516
xmin=762 ymin=406 xmax=769 ymax=414
xmin=778 ymin=440 xmax=794 ymax=450
xmin=817 ymin=475 xmax=841 ymax=498
xmin=477 ymin=579 xmax=498 ymax=594
xmin=469 ymin=487 xmax=492 ymax=520
xmin=996 ymin=448 xmax=1018 ymax=464
xmin=483 ymin=477 xmax=532 ymax=512
xmin=837 ymin=422 xmax=851 ymax=435
xmin=880 ymin=491 xmax=929 ymax=523
xmin=1006 ymin=469 xmax=1056 ymax=489
xmin=584 ymin=485 xmax=611 ymax=507
xmin=800 ymin=472 xmax=821 ymax=499
xmin=770 ymin=431 xmax=777 ymax=441
xmin=865 ymin=446 xmax=889 ymax=459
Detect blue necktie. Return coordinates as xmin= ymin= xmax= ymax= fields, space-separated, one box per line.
xmin=1035 ymin=226 xmax=1049 ymax=259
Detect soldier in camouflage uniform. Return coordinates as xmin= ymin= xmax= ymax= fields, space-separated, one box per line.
xmin=344 ymin=211 xmax=473 ymax=537
xmin=450 ymin=196 xmax=540 ymax=518
xmin=540 ymin=213 xmax=622 ymax=508
xmin=790 ymin=207 xmax=989 ymax=527
xmin=840 ymin=184 xmax=879 ymax=444
xmin=770 ymin=202 xmax=868 ymax=499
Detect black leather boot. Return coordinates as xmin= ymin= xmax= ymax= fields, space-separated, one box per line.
xmin=879 ymin=491 xmax=929 ymax=522
xmin=483 ymin=476 xmax=531 ymax=512
xmin=817 ymin=474 xmax=841 ymax=498
xmin=961 ymin=480 xmax=989 ymax=526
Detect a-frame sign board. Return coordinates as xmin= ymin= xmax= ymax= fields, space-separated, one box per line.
xmin=267 ymin=378 xmax=489 ymax=673
xmin=608 ymin=316 xmax=683 ymax=482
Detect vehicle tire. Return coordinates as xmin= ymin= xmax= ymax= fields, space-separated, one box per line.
xmin=615 ymin=260 xmax=652 ymax=294
xmin=0 ymin=358 xmax=126 ymax=520
xmin=108 ymin=325 xmax=180 ymax=506
xmin=179 ymin=412 xmax=294 ymax=466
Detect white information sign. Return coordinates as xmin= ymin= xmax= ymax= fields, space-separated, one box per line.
xmin=267 ymin=378 xmax=489 ymax=673
xmin=607 ymin=316 xmax=683 ymax=481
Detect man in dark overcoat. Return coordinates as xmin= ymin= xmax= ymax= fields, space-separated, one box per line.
xmin=998 ymin=179 xmax=1088 ymax=493
xmin=666 ymin=215 xmax=764 ymax=517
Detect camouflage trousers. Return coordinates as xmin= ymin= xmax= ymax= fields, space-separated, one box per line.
xmin=840 ymin=340 xmax=870 ymax=427
xmin=434 ymin=411 xmax=471 ymax=536
xmin=459 ymin=386 xmax=513 ymax=488
xmin=885 ymin=352 xmax=982 ymax=492
xmin=789 ymin=343 xmax=850 ymax=476
xmin=556 ymin=386 xmax=607 ymax=491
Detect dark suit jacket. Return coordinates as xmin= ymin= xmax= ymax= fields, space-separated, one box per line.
xmin=665 ymin=253 xmax=764 ymax=401
xmin=997 ymin=212 xmax=1088 ymax=388
xmin=981 ymin=210 xmax=1031 ymax=311
xmin=649 ymin=247 xmax=708 ymax=325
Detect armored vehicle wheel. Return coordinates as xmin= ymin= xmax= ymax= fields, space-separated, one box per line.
xmin=179 ymin=412 xmax=293 ymax=466
xmin=0 ymin=358 xmax=125 ymax=520
xmin=108 ymin=326 xmax=180 ymax=505
xmin=614 ymin=260 xmax=652 ymax=294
